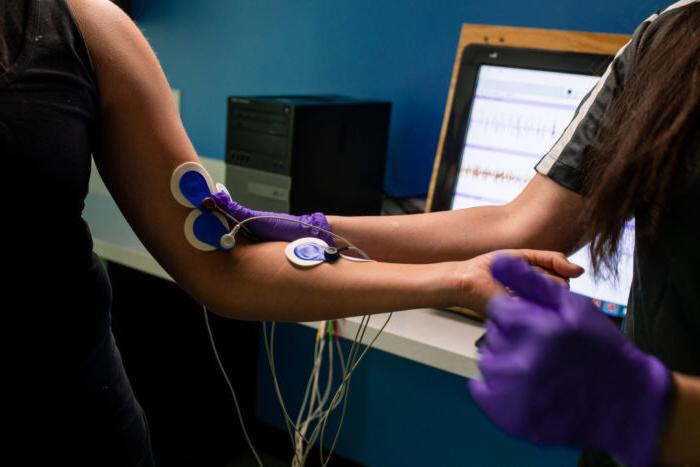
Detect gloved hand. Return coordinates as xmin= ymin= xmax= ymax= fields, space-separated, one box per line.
xmin=469 ymin=256 xmax=673 ymax=467
xmin=209 ymin=191 xmax=334 ymax=246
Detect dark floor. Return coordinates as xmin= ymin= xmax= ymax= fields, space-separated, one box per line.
xmin=226 ymin=449 xmax=289 ymax=467
xmin=223 ymin=424 xmax=362 ymax=467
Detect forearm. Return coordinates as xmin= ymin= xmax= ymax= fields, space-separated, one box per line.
xmin=657 ymin=372 xmax=700 ymax=464
xmin=329 ymin=207 xmax=579 ymax=264
xmin=328 ymin=207 xmax=515 ymax=264
xmin=329 ymin=176 xmax=587 ymax=264
xmin=181 ymin=241 xmax=462 ymax=322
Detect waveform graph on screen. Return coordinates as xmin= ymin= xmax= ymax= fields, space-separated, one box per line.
xmin=452 ymin=73 xmax=595 ymax=210
xmin=452 ymin=158 xmax=535 ymax=210
xmin=471 ymin=112 xmax=561 ymax=140
xmin=460 ymin=165 xmax=530 ymax=184
xmin=466 ymin=96 xmax=579 ymax=157
xmin=452 ymin=163 xmax=533 ymax=209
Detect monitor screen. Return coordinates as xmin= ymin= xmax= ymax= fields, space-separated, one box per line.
xmin=452 ymin=64 xmax=633 ymax=318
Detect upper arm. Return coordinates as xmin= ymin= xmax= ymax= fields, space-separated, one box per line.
xmin=507 ymin=20 xmax=655 ymax=253
xmin=67 ymin=0 xmax=229 ymax=299
xmin=535 ymin=20 xmax=652 ymax=193
xmin=503 ymin=174 xmax=587 ymax=255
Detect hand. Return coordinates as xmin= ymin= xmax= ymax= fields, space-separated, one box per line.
xmin=456 ymin=249 xmax=584 ymax=314
xmin=469 ymin=255 xmax=673 ymax=467
xmin=210 ymin=191 xmax=334 ymax=245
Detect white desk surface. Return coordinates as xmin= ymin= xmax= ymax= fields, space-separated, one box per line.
xmin=84 ymin=157 xmax=484 ymax=379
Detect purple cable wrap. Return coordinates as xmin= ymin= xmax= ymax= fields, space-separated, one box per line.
xmin=210 ymin=191 xmax=334 ymax=246
xmin=469 ymin=256 xmax=673 ymax=467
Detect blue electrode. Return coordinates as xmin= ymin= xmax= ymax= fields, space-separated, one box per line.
xmin=171 ymin=162 xmax=366 ymax=264
xmin=294 ymin=242 xmax=326 ymax=261
xmin=285 ymin=237 xmax=334 ymax=267
xmin=171 ymin=162 xmax=231 ymax=251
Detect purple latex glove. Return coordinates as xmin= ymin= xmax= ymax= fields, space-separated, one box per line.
xmin=210 ymin=191 xmax=334 ymax=246
xmin=469 ymin=256 xmax=672 ymax=467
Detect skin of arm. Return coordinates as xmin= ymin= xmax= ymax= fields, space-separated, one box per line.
xmin=330 ymin=174 xmax=589 ymax=265
xmin=66 ymin=0 xmax=578 ymax=320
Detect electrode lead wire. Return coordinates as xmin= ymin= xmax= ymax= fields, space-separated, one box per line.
xmin=204 ymin=203 xmax=392 ymax=466
xmin=203 ymin=306 xmax=263 ymax=467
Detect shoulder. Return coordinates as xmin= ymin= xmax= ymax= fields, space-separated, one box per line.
xmin=65 ymin=0 xmax=163 ymax=111
xmin=65 ymin=0 xmax=137 ymax=51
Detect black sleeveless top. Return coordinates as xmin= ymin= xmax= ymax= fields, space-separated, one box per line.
xmin=1 ymin=1 xmax=152 ymax=465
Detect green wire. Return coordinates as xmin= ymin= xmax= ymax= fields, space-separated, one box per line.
xmin=328 ymin=320 xmax=333 ymax=341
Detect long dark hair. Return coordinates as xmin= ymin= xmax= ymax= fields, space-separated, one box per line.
xmin=581 ymin=3 xmax=700 ymax=275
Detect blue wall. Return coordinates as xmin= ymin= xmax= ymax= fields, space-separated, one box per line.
xmin=131 ymin=0 xmax=665 ymax=196
xmin=130 ymin=1 xmax=668 ymax=465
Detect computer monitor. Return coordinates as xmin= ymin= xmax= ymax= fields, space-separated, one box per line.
xmin=430 ymin=45 xmax=633 ymax=318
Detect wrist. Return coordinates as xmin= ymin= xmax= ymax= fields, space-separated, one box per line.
xmin=450 ymin=259 xmax=500 ymax=314
xmin=388 ymin=262 xmax=462 ymax=310
xmin=432 ymin=261 xmax=469 ymax=309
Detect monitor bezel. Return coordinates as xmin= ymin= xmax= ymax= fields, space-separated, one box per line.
xmin=429 ymin=44 xmax=613 ymax=212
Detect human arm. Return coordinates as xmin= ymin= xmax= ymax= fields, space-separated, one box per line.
xmin=329 ymin=174 xmax=587 ymax=264
xmin=66 ymin=0 xmax=571 ymax=320
xmin=330 ymin=20 xmax=658 ymax=267
xmin=65 ymin=0 xmax=451 ymax=320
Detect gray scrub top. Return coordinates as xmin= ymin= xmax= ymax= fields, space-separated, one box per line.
xmin=537 ymin=0 xmax=700 ymax=377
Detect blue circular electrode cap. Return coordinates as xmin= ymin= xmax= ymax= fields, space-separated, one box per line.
xmin=285 ymin=237 xmax=330 ymax=267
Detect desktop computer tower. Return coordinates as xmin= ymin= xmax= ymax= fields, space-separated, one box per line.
xmin=225 ymin=95 xmax=391 ymax=215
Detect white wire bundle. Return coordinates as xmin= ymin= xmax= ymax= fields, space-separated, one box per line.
xmin=262 ymin=312 xmax=392 ymax=467
xmin=202 ymin=206 xmax=393 ymax=466
xmin=204 ymin=300 xmax=392 ymax=467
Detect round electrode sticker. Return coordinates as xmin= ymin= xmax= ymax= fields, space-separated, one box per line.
xmin=285 ymin=237 xmax=330 ymax=267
